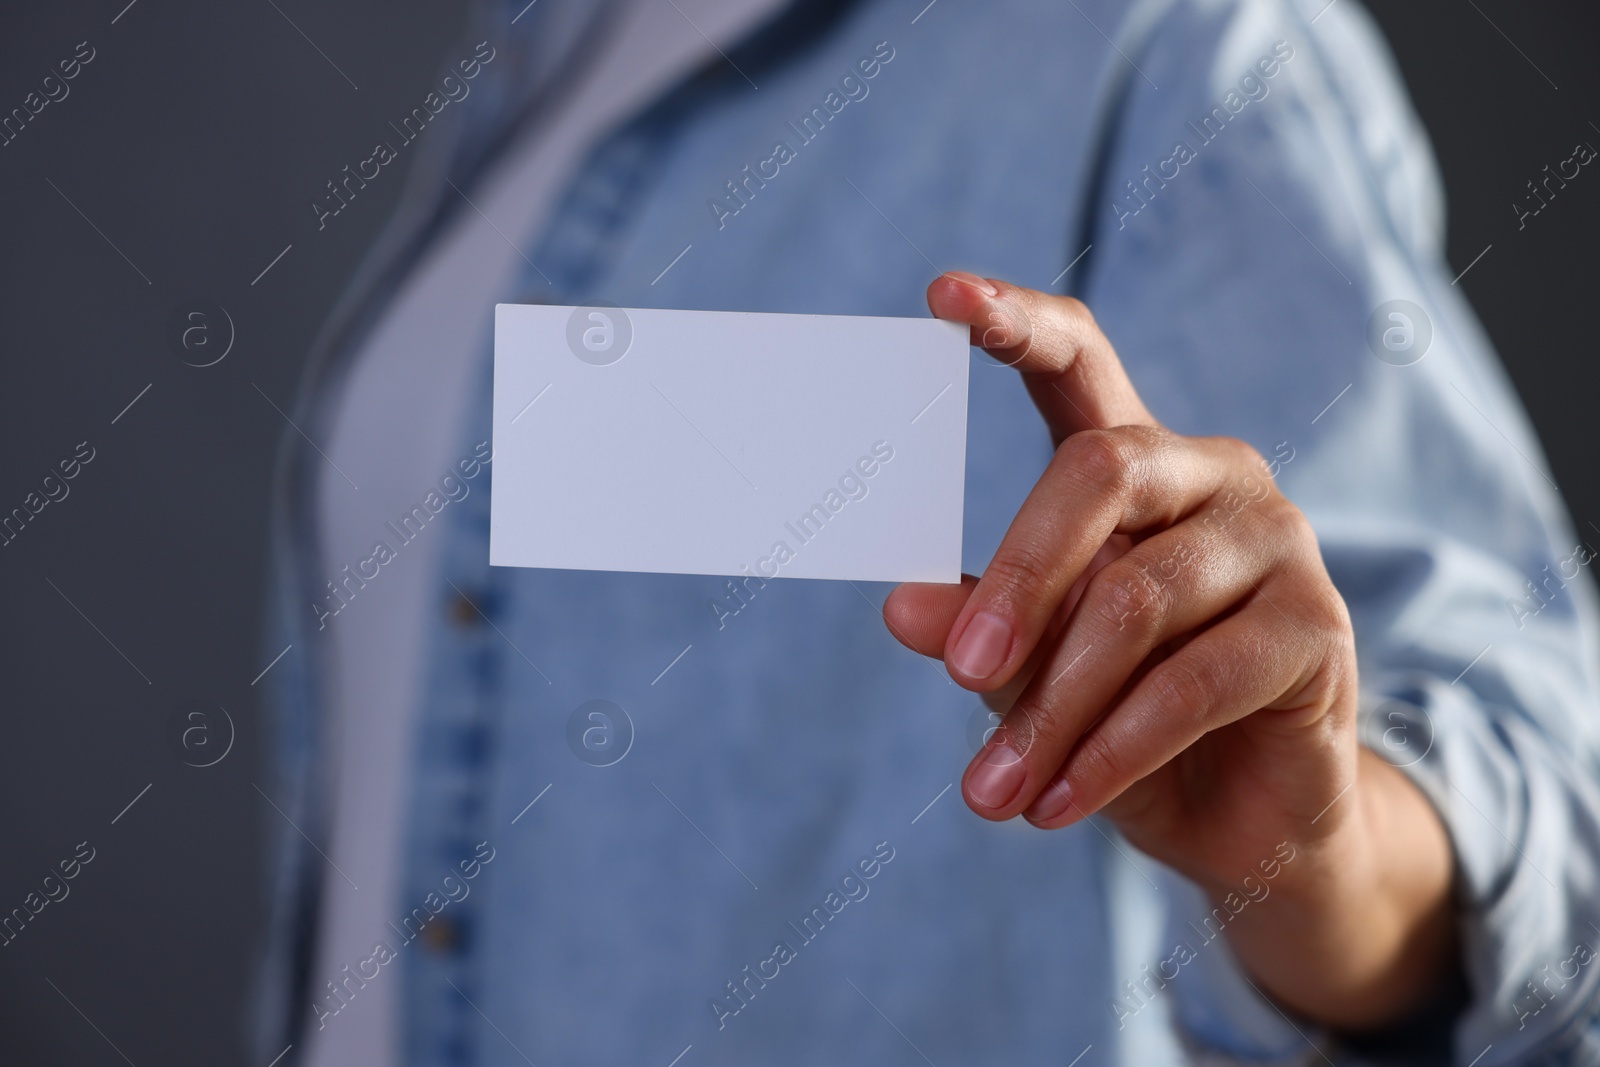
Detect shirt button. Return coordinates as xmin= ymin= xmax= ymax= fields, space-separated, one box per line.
xmin=420 ymin=916 xmax=459 ymax=954
xmin=447 ymin=592 xmax=480 ymax=626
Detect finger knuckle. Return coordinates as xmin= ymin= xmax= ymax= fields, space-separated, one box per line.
xmin=1088 ymin=561 xmax=1167 ymax=639
xmin=1062 ymin=429 xmax=1135 ymax=497
xmin=1306 ymin=584 xmax=1353 ymax=642
xmin=1071 ymin=728 xmax=1127 ymax=791
xmin=1276 ymin=501 xmax=1318 ymax=544
xmin=1055 ymin=293 xmax=1106 ymax=338
xmin=1150 ymin=655 xmax=1224 ymax=719
xmin=985 ymin=540 xmax=1057 ymax=605
xmin=1055 ymin=294 xmax=1092 ymax=320
xmin=1324 ymin=636 xmax=1358 ymax=712
xmin=1002 ymin=697 xmax=1055 ymax=758
xmin=1258 ymin=502 xmax=1320 ymax=565
xmin=1218 ymin=435 xmax=1266 ymax=473
xmin=1053 ymin=294 xmax=1097 ymax=334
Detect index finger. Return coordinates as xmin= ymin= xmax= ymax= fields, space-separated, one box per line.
xmin=927 ymin=272 xmax=1155 ymax=441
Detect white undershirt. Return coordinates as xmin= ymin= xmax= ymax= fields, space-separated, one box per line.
xmin=306 ymin=3 xmax=782 ymax=1063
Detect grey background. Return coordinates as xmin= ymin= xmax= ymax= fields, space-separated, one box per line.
xmin=0 ymin=1 xmax=1593 ymax=1063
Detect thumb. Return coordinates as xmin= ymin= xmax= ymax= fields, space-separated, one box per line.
xmin=883 ymin=575 xmax=977 ymax=657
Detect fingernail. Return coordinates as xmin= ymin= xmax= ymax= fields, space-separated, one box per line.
xmin=967 ymin=742 xmax=1027 ymax=810
xmin=951 ymin=611 xmax=1011 ymax=681
xmin=1024 ymin=774 xmax=1075 ymax=825
xmin=944 ymin=271 xmax=999 ymax=297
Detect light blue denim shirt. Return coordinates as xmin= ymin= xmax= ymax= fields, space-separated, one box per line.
xmin=256 ymin=0 xmax=1600 ymax=1063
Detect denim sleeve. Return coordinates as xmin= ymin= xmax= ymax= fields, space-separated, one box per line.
xmin=1077 ymin=0 xmax=1600 ymax=1062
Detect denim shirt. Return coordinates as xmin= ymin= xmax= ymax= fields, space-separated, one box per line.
xmin=255 ymin=0 xmax=1600 ymax=1063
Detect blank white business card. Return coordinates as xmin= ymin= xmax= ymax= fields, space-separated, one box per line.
xmin=489 ymin=304 xmax=969 ymax=583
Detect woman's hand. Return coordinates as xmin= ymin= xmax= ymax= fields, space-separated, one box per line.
xmin=885 ymin=273 xmax=1458 ymax=1030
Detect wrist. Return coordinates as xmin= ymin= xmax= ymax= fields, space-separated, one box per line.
xmin=1208 ymin=747 xmax=1459 ymax=1031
